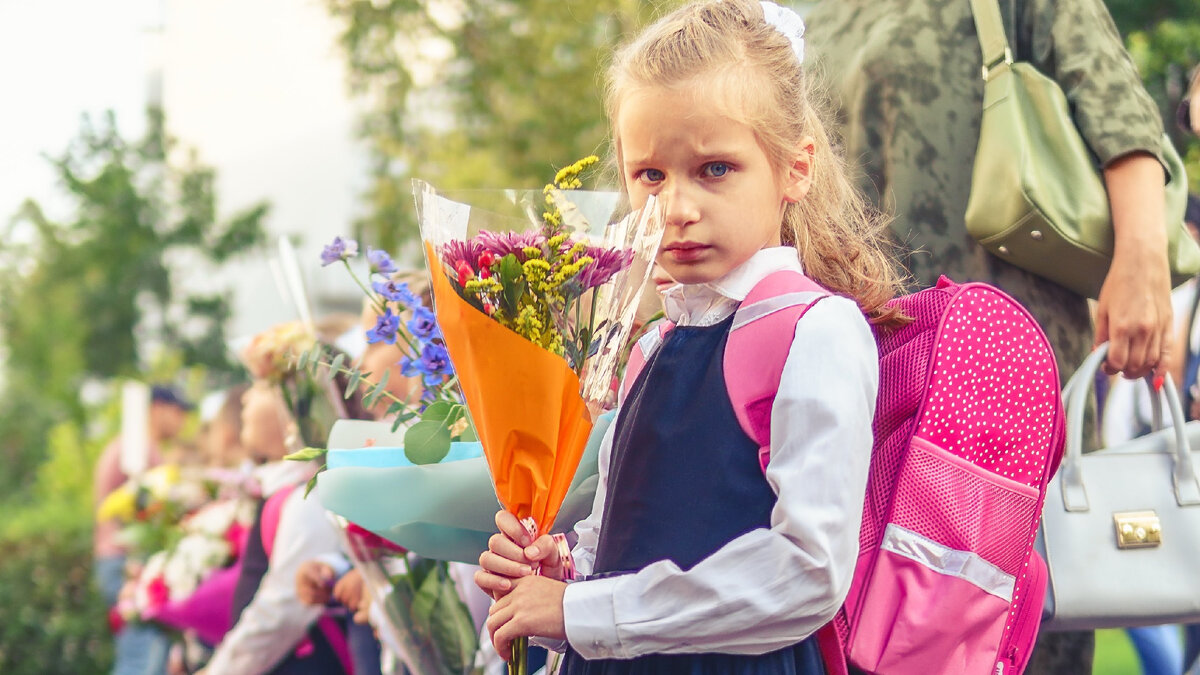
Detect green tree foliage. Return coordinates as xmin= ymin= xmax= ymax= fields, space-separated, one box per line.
xmin=0 ymin=108 xmax=268 ymax=496
xmin=324 ymin=0 xmax=681 ymax=256
xmin=0 ymin=403 xmax=120 ymax=675
xmin=1108 ymin=0 xmax=1200 ymax=192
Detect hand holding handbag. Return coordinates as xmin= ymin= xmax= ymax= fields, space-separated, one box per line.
xmin=1039 ymin=343 xmax=1200 ymax=630
xmin=964 ymin=0 xmax=1198 ymax=299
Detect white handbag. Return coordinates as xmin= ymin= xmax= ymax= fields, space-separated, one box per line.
xmin=1039 ymin=343 xmax=1200 ymax=630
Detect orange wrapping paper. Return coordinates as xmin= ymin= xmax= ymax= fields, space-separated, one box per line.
xmin=427 ymin=246 xmax=594 ymax=535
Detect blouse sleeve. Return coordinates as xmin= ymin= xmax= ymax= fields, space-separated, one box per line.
xmin=1021 ymin=0 xmax=1166 ymax=169
xmin=203 ymin=488 xmax=341 ymax=675
xmin=560 ymin=297 xmax=878 ymax=659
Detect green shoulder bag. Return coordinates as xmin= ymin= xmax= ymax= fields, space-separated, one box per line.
xmin=964 ymin=0 xmax=1197 ymax=299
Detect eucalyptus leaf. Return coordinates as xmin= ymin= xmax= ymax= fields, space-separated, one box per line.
xmin=385 ymin=401 xmax=406 ymax=418
xmin=284 ymin=447 xmax=326 ymax=462
xmin=363 ymin=383 xmax=384 ymax=409
xmin=421 ymin=400 xmax=455 ymax=423
xmin=346 ymin=370 xmax=362 ymax=398
xmin=297 ymin=349 xmax=311 ymax=370
xmin=330 ymin=353 xmax=346 ymax=375
xmin=403 ymin=420 xmax=452 ymax=464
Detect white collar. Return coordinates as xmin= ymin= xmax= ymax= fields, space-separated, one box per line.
xmin=254 ymin=459 xmax=318 ymax=496
xmin=662 ymin=247 xmax=803 ymax=327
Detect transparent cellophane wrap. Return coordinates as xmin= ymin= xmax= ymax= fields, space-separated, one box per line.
xmin=335 ymin=515 xmax=477 ymax=675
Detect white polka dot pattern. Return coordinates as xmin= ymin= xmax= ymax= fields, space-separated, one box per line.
xmin=838 ymin=279 xmax=1066 ymax=668
xmin=918 ymin=287 xmax=1060 ymax=488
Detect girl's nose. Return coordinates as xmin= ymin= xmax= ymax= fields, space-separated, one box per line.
xmin=662 ymin=181 xmax=700 ymax=229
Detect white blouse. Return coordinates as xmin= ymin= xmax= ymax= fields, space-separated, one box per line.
xmin=560 ymin=247 xmax=879 ymax=660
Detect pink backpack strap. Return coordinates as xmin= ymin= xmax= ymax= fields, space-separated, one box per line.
xmin=724 ymin=270 xmax=829 ymax=472
xmin=261 ymin=483 xmax=355 ymax=675
xmin=260 ymin=484 xmax=296 ymax=558
xmin=620 ymin=320 xmax=675 ymax=404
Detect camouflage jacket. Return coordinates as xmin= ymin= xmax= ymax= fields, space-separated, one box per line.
xmin=806 ymin=0 xmax=1166 ymax=381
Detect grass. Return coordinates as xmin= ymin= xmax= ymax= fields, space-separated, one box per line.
xmin=1094 ymin=628 xmax=1149 ymax=675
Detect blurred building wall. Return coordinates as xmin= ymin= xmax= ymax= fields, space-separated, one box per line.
xmin=161 ymin=0 xmax=367 ymax=341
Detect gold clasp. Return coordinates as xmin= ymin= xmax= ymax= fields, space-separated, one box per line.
xmin=1114 ymin=511 xmax=1162 ymax=549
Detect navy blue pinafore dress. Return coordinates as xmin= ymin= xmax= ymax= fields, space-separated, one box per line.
xmin=561 ymin=315 xmax=826 ymax=675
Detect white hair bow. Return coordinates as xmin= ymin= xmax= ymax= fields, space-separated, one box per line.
xmin=760 ymin=1 xmax=806 ymax=64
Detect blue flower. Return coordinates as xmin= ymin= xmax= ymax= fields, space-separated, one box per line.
xmin=407 ymin=307 xmax=440 ymax=340
xmin=320 ymin=236 xmax=358 ymax=266
xmin=366 ymin=308 xmax=400 ymax=344
xmin=372 ymin=279 xmax=420 ymax=308
xmin=417 ymin=343 xmax=453 ymax=384
xmin=401 ymin=342 xmax=453 ymax=386
xmin=367 ymin=248 xmax=399 ymax=275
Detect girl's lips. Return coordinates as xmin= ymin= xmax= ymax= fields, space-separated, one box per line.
xmin=663 ymin=243 xmax=710 ymax=263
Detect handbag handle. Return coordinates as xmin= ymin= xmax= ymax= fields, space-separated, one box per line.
xmin=967 ymin=0 xmax=1013 ymax=80
xmin=1062 ymin=343 xmax=1200 ymax=511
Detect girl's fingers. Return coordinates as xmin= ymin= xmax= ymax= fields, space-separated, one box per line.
xmin=495 ymin=510 xmax=534 ymax=546
xmin=474 ymin=571 xmax=512 ymax=596
xmin=478 ymin=550 xmax=531 ymax=579
xmin=487 ymin=532 xmax=529 ymax=565
xmin=525 ymin=534 xmax=560 ymax=565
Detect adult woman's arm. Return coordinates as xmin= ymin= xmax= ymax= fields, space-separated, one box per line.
xmin=1095 ymin=152 xmax=1172 ymax=379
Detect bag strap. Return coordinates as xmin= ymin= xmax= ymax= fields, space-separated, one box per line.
xmin=967 ymin=0 xmax=1013 ymax=80
xmin=260 ymin=484 xmax=297 ymax=558
xmin=726 ymin=270 xmax=829 ymax=471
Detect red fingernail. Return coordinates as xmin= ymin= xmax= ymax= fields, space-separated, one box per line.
xmin=1153 ymin=374 xmax=1165 ymax=391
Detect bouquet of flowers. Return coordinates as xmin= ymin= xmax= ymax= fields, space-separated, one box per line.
xmin=115 ymin=493 xmax=258 ymax=642
xmin=415 ymin=157 xmax=664 ymax=673
xmin=97 ymin=465 xmax=214 ymax=557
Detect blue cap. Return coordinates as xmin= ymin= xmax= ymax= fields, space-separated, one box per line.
xmin=150 ymin=385 xmax=194 ymax=411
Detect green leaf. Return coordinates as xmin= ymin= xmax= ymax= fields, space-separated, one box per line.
xmin=303 ymin=473 xmax=318 ymax=498
xmin=363 ymin=383 xmax=384 ymax=409
xmin=403 ymin=420 xmax=452 ymax=464
xmin=377 ymin=368 xmax=390 ymax=391
xmin=498 ymin=254 xmax=526 ymax=314
xmin=385 ymin=401 xmax=406 ymax=418
xmin=297 ymin=349 xmax=311 ymax=370
xmin=429 ymin=562 xmax=480 ymax=671
xmin=330 ymin=352 xmax=346 ymax=375
xmin=345 ymin=370 xmax=362 ymax=398
xmin=411 ymin=565 xmax=441 ymax=631
xmin=420 ymin=400 xmax=454 ymax=423
xmin=283 ymin=447 xmax=326 ymax=462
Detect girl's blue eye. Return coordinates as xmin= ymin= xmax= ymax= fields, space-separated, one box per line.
xmin=641 ymin=168 xmax=665 ymax=183
xmin=704 ymin=162 xmax=730 ymax=178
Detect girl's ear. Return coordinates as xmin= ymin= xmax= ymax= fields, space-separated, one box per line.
xmin=782 ymin=137 xmax=816 ymax=203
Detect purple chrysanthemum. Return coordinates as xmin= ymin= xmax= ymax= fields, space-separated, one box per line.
xmin=475 ymin=230 xmax=547 ymax=262
xmin=575 ymin=247 xmax=635 ymax=290
xmin=440 ymin=239 xmax=485 ymax=272
xmin=320 ymin=236 xmax=359 ymax=266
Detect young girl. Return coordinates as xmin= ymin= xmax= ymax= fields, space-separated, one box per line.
xmin=476 ymin=1 xmax=904 ymax=672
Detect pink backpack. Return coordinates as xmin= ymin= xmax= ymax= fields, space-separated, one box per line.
xmin=624 ymin=272 xmax=1065 ymax=675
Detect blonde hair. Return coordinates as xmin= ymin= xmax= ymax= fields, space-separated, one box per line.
xmin=606 ymin=0 xmax=907 ymax=325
